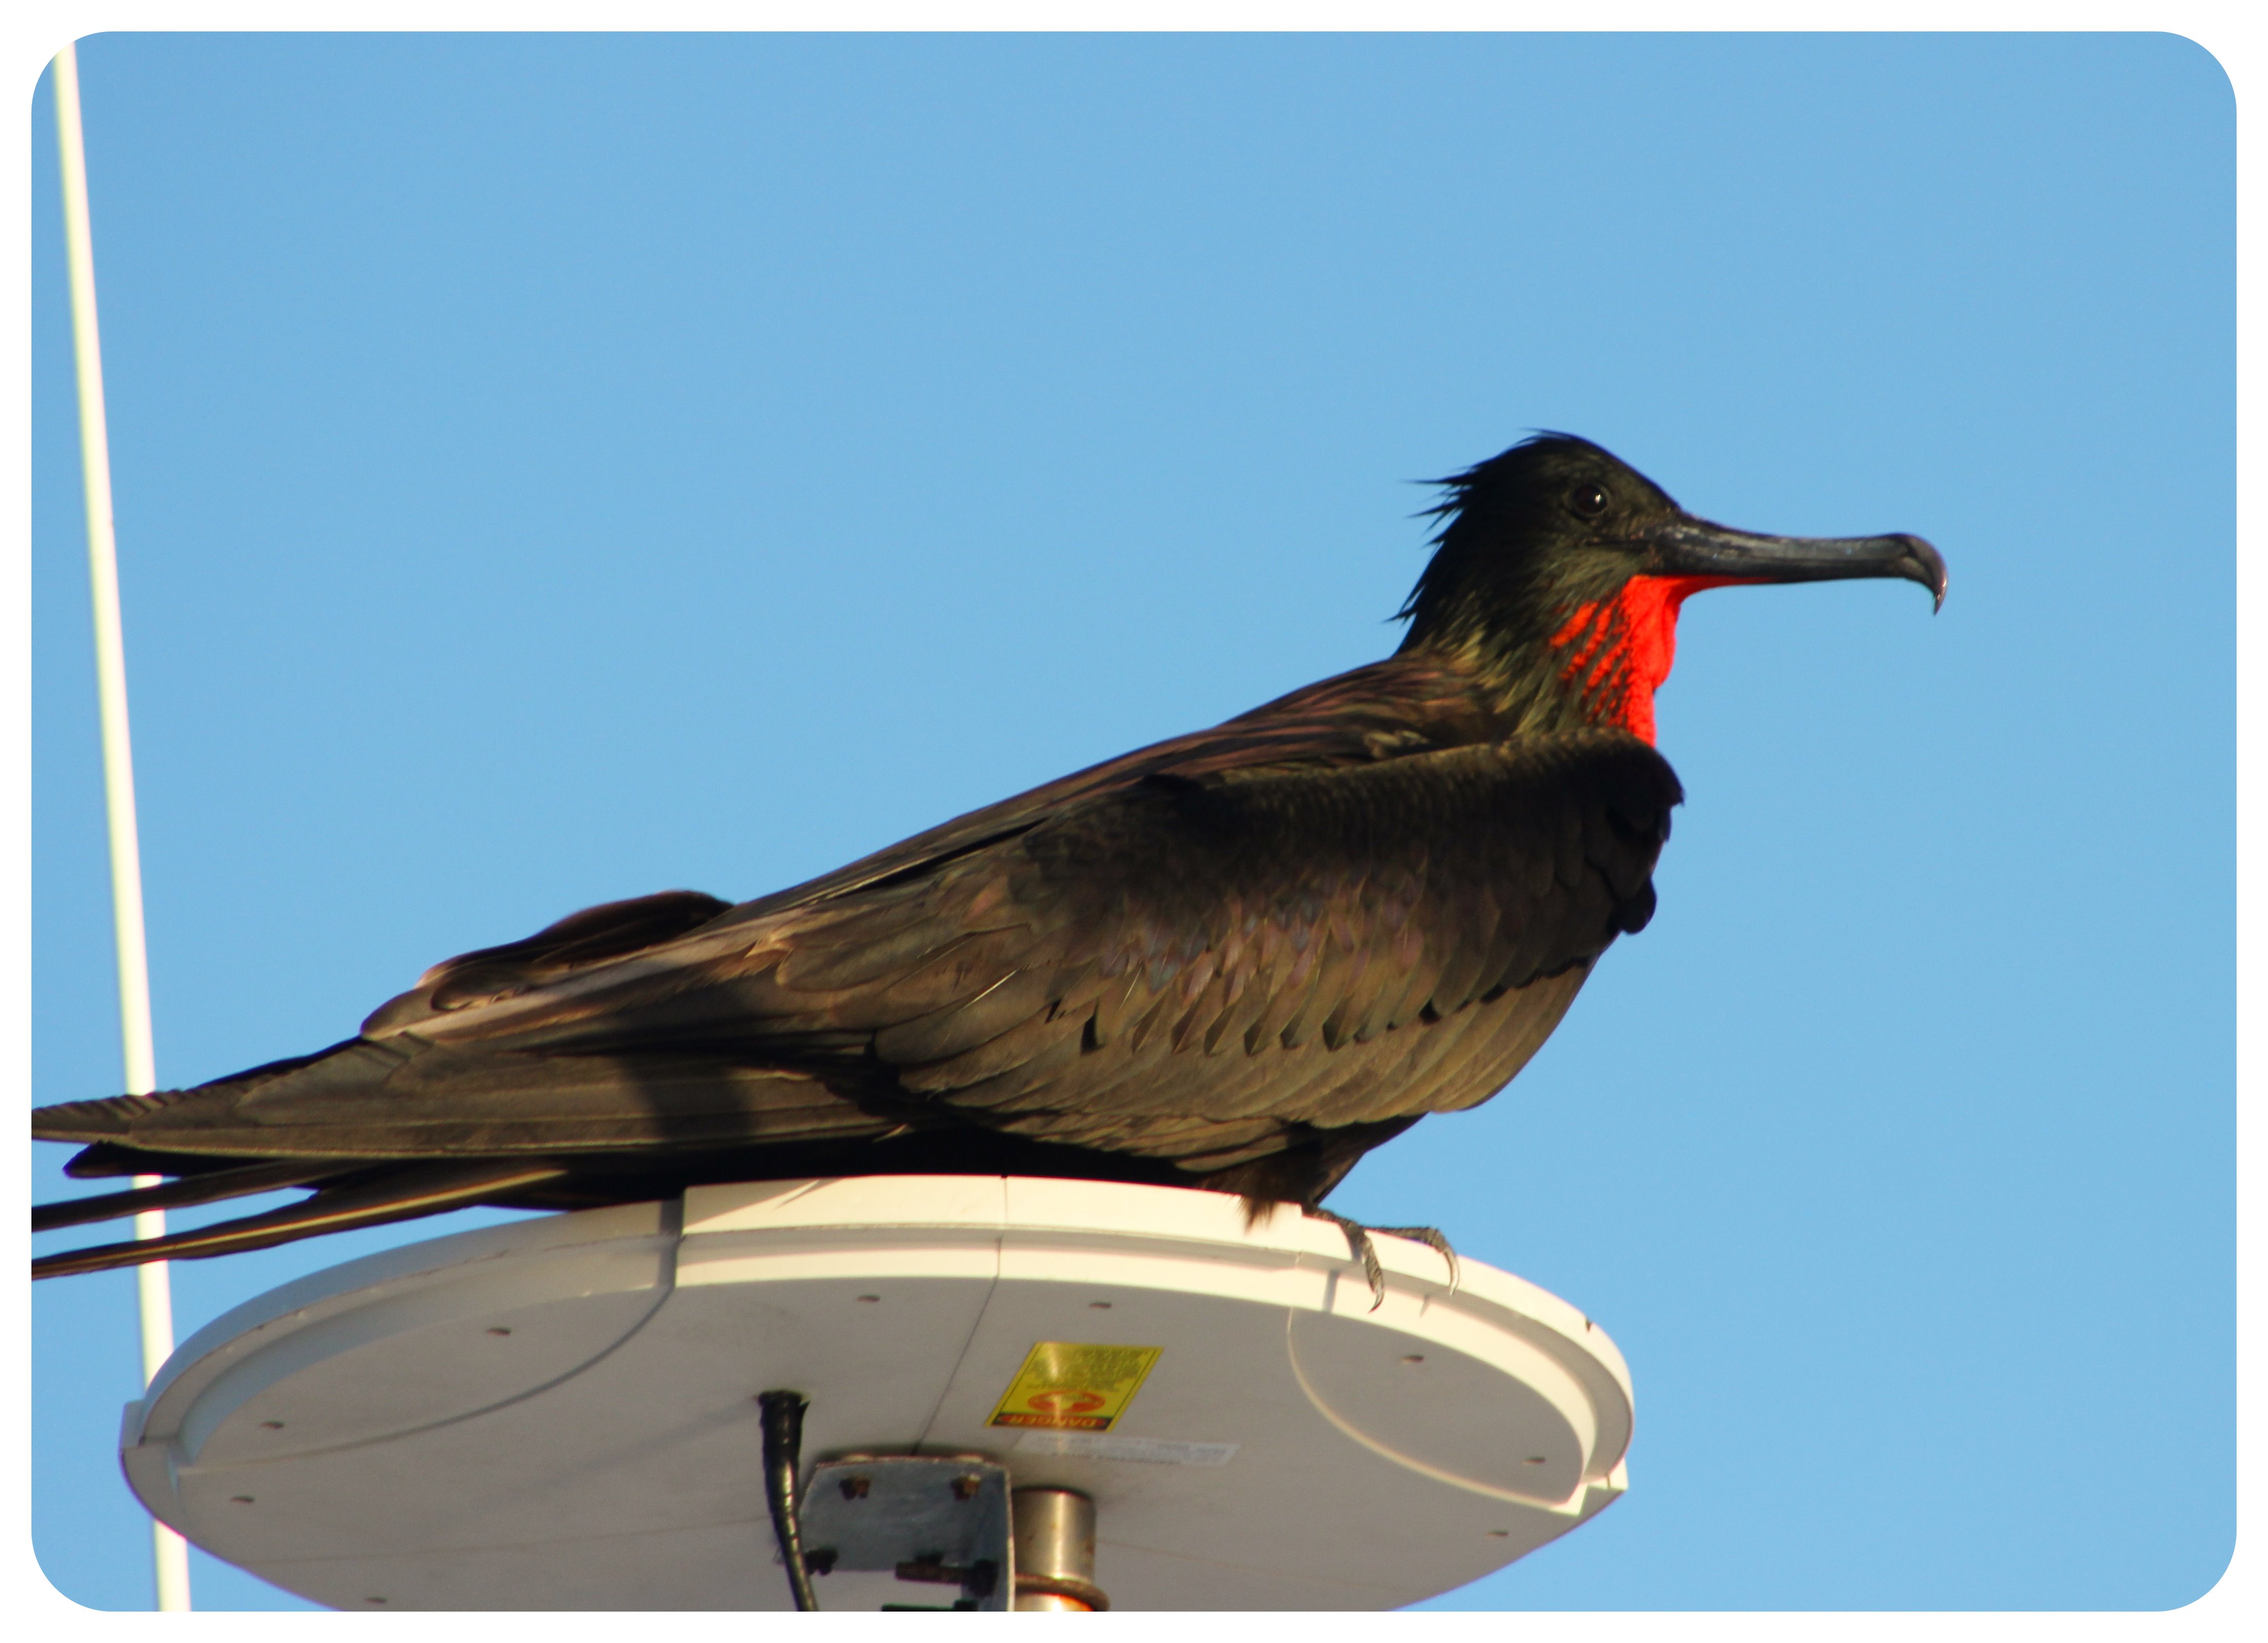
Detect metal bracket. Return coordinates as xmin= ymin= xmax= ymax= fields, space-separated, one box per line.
xmin=798 ymin=1455 xmax=1012 ymax=1612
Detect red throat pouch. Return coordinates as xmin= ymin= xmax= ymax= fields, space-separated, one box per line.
xmin=1547 ymin=575 xmax=1747 ymax=743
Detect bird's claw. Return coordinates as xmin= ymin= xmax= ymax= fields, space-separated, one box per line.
xmin=1302 ymin=1209 xmax=1459 ymax=1310
xmin=1367 ymin=1223 xmax=1461 ymax=1294
xmin=1303 ymin=1208 xmax=1389 ymax=1309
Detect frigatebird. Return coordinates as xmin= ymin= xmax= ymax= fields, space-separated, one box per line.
xmin=32 ymin=435 xmax=1944 ymax=1282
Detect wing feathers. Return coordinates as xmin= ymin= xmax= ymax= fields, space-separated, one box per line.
xmin=39 ymin=726 xmax=1678 ymax=1202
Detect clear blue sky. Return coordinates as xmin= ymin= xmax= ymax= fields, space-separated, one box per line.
xmin=30 ymin=33 xmax=2232 ymax=1612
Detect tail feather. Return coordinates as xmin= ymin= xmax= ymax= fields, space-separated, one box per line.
xmin=31 ymin=1037 xmax=894 ymax=1163
xmin=31 ymin=1159 xmax=357 ymax=1233
xmin=30 ymin=1161 xmax=568 ymax=1280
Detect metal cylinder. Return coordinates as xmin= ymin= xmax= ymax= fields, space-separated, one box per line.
xmin=1010 ymin=1487 xmax=1106 ymax=1612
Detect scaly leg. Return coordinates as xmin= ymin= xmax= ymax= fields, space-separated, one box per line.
xmin=1365 ymin=1224 xmax=1460 ymax=1294
xmin=1299 ymin=1208 xmax=1460 ymax=1309
xmin=1302 ymin=1205 xmax=1388 ymax=1309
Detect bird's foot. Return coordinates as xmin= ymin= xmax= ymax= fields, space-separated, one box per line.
xmin=1367 ymin=1223 xmax=1461 ymax=1295
xmin=1303 ymin=1208 xmax=1387 ymax=1309
xmin=1300 ymin=1208 xmax=1459 ymax=1310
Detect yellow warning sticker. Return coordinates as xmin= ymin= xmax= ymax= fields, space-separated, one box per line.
xmin=988 ymin=1341 xmax=1163 ymax=1432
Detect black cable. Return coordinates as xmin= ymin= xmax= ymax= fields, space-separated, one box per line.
xmin=757 ymin=1390 xmax=819 ymax=1612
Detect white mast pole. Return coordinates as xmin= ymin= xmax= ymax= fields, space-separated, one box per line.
xmin=51 ymin=41 xmax=193 ymax=1615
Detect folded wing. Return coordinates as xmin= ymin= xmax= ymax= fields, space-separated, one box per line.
xmin=37 ymin=729 xmax=1677 ymax=1186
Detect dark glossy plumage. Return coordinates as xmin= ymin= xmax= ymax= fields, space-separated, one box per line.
xmin=33 ymin=435 xmax=1943 ymax=1277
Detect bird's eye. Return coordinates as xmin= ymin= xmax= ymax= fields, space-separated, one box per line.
xmin=1570 ymin=484 xmax=1609 ymax=519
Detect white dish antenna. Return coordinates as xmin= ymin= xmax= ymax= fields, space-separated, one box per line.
xmin=123 ymin=1176 xmax=1632 ymax=1610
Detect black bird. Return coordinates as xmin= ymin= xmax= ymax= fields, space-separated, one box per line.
xmin=32 ymin=435 xmax=1944 ymax=1281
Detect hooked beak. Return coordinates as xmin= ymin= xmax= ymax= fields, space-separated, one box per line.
xmin=1648 ymin=516 xmax=1948 ymax=612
